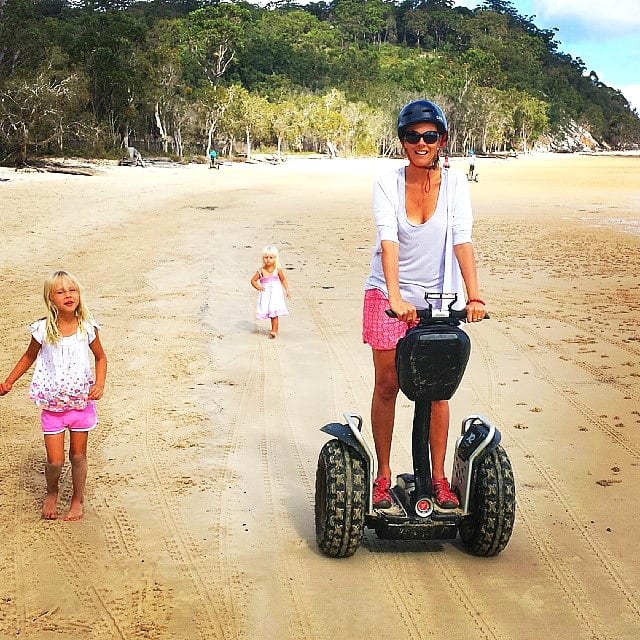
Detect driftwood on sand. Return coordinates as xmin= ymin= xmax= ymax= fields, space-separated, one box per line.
xmin=15 ymin=160 xmax=96 ymax=176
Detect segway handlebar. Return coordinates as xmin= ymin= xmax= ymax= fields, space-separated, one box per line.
xmin=385 ymin=308 xmax=489 ymax=321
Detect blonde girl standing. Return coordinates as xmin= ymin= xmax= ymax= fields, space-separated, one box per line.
xmin=250 ymin=246 xmax=291 ymax=338
xmin=0 ymin=271 xmax=107 ymax=521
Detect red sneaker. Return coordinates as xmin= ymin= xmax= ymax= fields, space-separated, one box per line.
xmin=373 ymin=476 xmax=392 ymax=509
xmin=432 ymin=477 xmax=459 ymax=509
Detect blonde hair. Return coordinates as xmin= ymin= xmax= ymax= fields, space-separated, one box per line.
xmin=261 ymin=245 xmax=282 ymax=270
xmin=43 ymin=270 xmax=95 ymax=344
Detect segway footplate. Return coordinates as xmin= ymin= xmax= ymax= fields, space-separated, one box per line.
xmin=371 ymin=512 xmax=459 ymax=541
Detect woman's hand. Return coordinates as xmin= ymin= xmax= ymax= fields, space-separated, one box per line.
xmin=389 ymin=298 xmax=417 ymax=323
xmin=466 ymin=299 xmax=486 ymax=323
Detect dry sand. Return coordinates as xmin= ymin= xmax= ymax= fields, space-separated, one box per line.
xmin=1 ymin=152 xmax=639 ymax=639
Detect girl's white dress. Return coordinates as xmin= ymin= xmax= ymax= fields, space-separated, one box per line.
xmin=256 ymin=271 xmax=289 ymax=320
xmin=28 ymin=319 xmax=98 ymax=412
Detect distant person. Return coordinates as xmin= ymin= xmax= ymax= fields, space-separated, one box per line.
xmin=362 ymin=100 xmax=485 ymax=510
xmin=209 ymin=148 xmax=219 ymax=169
xmin=0 ymin=271 xmax=107 ymax=521
xmin=250 ymin=246 xmax=291 ymax=339
xmin=468 ymin=150 xmax=476 ymax=180
xmin=443 ymin=154 xmax=450 ymax=168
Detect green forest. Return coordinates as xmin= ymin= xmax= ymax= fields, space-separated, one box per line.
xmin=1 ymin=0 xmax=639 ymax=164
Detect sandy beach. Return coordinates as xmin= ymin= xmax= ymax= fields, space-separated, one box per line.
xmin=1 ymin=152 xmax=639 ymax=639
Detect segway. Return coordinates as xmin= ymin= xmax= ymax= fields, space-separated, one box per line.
xmin=315 ymin=293 xmax=515 ymax=558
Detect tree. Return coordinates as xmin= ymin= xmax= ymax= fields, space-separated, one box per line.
xmin=144 ymin=18 xmax=189 ymax=153
xmin=270 ymin=98 xmax=303 ymax=156
xmin=63 ymin=9 xmax=150 ymax=148
xmin=196 ymin=84 xmax=231 ymax=157
xmin=239 ymin=9 xmax=336 ymax=92
xmin=511 ymin=91 xmax=548 ymax=151
xmin=332 ymin=0 xmax=394 ymax=45
xmin=218 ymin=84 xmax=270 ymax=158
xmin=403 ymin=1 xmax=461 ymax=50
xmin=480 ymin=0 xmax=519 ymax=18
xmin=182 ymin=4 xmax=251 ymax=87
xmin=0 ymin=0 xmax=47 ymax=79
xmin=0 ymin=67 xmax=90 ymax=163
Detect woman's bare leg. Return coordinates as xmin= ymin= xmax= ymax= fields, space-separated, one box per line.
xmin=371 ymin=349 xmax=399 ymax=479
xmin=429 ymin=400 xmax=450 ymax=479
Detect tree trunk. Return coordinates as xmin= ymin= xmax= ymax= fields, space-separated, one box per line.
xmin=19 ymin=124 xmax=28 ymax=164
xmin=155 ymin=103 xmax=169 ymax=153
xmin=174 ymin=127 xmax=183 ymax=157
xmin=206 ymin=120 xmax=216 ymax=156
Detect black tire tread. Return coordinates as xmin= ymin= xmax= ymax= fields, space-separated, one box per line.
xmin=315 ymin=439 xmax=366 ymax=558
xmin=458 ymin=444 xmax=516 ymax=556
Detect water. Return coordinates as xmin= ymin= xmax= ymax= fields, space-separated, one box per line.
xmin=580 ymin=217 xmax=640 ymax=236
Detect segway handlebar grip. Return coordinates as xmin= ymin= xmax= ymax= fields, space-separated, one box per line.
xmin=446 ymin=309 xmax=491 ymax=320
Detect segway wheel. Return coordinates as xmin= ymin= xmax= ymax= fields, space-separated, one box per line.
xmin=458 ymin=445 xmax=515 ymax=557
xmin=315 ymin=439 xmax=366 ymax=558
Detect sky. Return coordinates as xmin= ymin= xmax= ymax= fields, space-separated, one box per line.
xmin=456 ymin=0 xmax=640 ymax=110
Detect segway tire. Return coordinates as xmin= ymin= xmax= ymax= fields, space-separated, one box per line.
xmin=315 ymin=439 xmax=366 ymax=558
xmin=458 ymin=445 xmax=515 ymax=557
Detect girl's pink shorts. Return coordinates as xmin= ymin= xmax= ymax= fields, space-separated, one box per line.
xmin=40 ymin=402 xmax=97 ymax=435
xmin=362 ymin=288 xmax=416 ymax=351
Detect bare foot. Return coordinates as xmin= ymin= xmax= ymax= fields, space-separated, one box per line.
xmin=269 ymin=331 xmax=277 ymax=339
xmin=41 ymin=493 xmax=58 ymax=520
xmin=63 ymin=499 xmax=84 ymax=522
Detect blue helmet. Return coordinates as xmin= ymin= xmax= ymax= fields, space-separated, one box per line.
xmin=397 ymin=100 xmax=448 ymax=138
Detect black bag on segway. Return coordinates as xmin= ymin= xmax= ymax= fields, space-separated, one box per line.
xmin=395 ymin=323 xmax=471 ymax=401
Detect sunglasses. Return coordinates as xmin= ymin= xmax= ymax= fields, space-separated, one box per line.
xmin=403 ymin=130 xmax=441 ymax=144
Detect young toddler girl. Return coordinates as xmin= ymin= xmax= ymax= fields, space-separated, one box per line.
xmin=250 ymin=245 xmax=291 ymax=338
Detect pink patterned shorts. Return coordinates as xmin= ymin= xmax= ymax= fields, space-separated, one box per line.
xmin=40 ymin=402 xmax=97 ymax=435
xmin=362 ymin=288 xmax=417 ymax=351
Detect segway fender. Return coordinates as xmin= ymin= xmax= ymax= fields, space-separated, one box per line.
xmin=451 ymin=415 xmax=501 ymax=513
xmin=457 ymin=419 xmax=501 ymax=461
xmin=320 ymin=413 xmax=376 ymax=512
xmin=320 ymin=422 xmax=367 ymax=460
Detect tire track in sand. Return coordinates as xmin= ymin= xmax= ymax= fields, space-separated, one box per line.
xmin=305 ymin=297 xmax=508 ymax=640
xmin=0 ymin=403 xmax=141 ymax=638
xmin=0 ymin=426 xmax=37 ymax=637
xmin=140 ymin=390 xmax=231 ymax=640
xmin=242 ymin=334 xmax=318 ymax=639
xmin=470 ymin=328 xmax=610 ymax=639
xmin=44 ymin=527 xmax=126 ymax=639
xmin=505 ymin=317 xmax=640 ymax=461
xmin=471 ymin=323 xmax=640 ymax=635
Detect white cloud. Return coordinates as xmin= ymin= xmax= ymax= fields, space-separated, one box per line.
xmin=534 ymin=0 xmax=640 ymax=36
xmin=455 ymin=2 xmax=640 ymax=36
xmin=621 ymin=84 xmax=640 ymax=111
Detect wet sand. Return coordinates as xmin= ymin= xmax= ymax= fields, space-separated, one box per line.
xmin=0 ymin=153 xmax=639 ymax=639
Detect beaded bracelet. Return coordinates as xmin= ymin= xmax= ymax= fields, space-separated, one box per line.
xmin=466 ymin=298 xmax=486 ymax=305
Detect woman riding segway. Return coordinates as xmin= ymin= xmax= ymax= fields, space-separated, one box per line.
xmin=361 ymin=99 xmax=485 ymax=510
